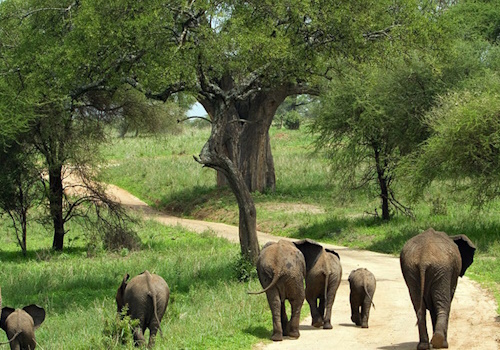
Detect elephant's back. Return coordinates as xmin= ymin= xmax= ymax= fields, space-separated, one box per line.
xmin=5 ymin=311 xmax=36 ymax=348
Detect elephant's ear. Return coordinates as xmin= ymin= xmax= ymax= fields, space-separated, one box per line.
xmin=293 ymin=239 xmax=323 ymax=272
xmin=0 ymin=307 xmax=15 ymax=331
xmin=451 ymin=235 xmax=476 ymax=277
xmin=325 ymin=248 xmax=340 ymax=260
xmin=116 ymin=274 xmax=130 ymax=312
xmin=23 ymin=305 xmax=45 ymax=329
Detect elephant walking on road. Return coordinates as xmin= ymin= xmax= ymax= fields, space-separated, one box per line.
xmin=0 ymin=304 xmax=46 ymax=350
xmin=348 ymin=268 xmax=376 ymax=328
xmin=294 ymin=239 xmax=342 ymax=329
xmin=116 ymin=271 xmax=170 ymax=348
xmin=400 ymin=228 xmax=476 ymax=349
xmin=249 ymin=240 xmax=306 ymax=341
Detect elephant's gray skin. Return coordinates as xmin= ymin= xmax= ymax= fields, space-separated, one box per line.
xmin=249 ymin=240 xmax=306 ymax=341
xmin=400 ymin=228 xmax=476 ymax=349
xmin=348 ymin=268 xmax=376 ymax=328
xmin=116 ymin=270 xmax=170 ymax=348
xmin=0 ymin=304 xmax=45 ymax=350
xmin=293 ymin=239 xmax=342 ymax=329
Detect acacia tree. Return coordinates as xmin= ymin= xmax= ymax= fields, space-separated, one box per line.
xmin=312 ymin=55 xmax=443 ymax=220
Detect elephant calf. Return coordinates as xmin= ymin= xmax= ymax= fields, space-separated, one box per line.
xmin=348 ymin=268 xmax=376 ymax=328
xmin=0 ymin=304 xmax=46 ymax=350
xmin=294 ymin=239 xmax=342 ymax=329
xmin=116 ymin=271 xmax=170 ymax=348
xmin=400 ymin=228 xmax=476 ymax=349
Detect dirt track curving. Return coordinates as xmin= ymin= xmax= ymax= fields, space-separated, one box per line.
xmin=106 ymin=184 xmax=500 ymax=350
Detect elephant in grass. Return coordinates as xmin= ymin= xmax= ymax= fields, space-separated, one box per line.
xmin=293 ymin=239 xmax=342 ymax=329
xmin=116 ymin=271 xmax=170 ymax=348
xmin=249 ymin=240 xmax=306 ymax=341
xmin=0 ymin=304 xmax=46 ymax=350
xmin=400 ymin=228 xmax=476 ymax=349
xmin=348 ymin=268 xmax=376 ymax=328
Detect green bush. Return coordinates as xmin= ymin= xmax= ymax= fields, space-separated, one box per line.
xmin=283 ymin=110 xmax=301 ymax=130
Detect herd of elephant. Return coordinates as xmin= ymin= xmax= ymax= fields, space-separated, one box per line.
xmin=0 ymin=227 xmax=475 ymax=350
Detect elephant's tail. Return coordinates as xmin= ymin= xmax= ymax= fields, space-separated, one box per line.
xmin=363 ymin=281 xmax=376 ymax=310
xmin=247 ymin=272 xmax=281 ymax=295
xmin=145 ymin=270 xmax=164 ymax=338
xmin=416 ymin=265 xmax=427 ymax=325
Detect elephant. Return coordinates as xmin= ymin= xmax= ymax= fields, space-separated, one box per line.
xmin=0 ymin=304 xmax=46 ymax=350
xmin=293 ymin=239 xmax=342 ymax=329
xmin=116 ymin=270 xmax=170 ymax=348
xmin=400 ymin=228 xmax=476 ymax=349
xmin=348 ymin=268 xmax=376 ymax=328
xmin=249 ymin=240 xmax=306 ymax=341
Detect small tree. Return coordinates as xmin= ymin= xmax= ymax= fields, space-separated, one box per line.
xmin=312 ymin=55 xmax=441 ymax=220
xmin=0 ymin=141 xmax=42 ymax=254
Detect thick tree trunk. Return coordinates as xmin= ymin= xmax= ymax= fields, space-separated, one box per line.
xmin=197 ymin=98 xmax=260 ymax=263
xmin=49 ymin=164 xmax=65 ymax=250
xmin=208 ymin=87 xmax=291 ymax=193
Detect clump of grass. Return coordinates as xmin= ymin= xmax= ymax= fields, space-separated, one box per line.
xmin=101 ymin=306 xmax=140 ymax=348
xmin=233 ymin=253 xmax=258 ymax=282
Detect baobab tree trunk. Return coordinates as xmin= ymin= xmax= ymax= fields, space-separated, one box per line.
xmin=197 ymin=98 xmax=260 ymax=263
xmin=210 ymin=87 xmax=292 ymax=193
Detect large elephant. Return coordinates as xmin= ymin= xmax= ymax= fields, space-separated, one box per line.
xmin=293 ymin=239 xmax=342 ymax=329
xmin=249 ymin=240 xmax=306 ymax=341
xmin=116 ymin=270 xmax=170 ymax=348
xmin=348 ymin=268 xmax=376 ymax=328
xmin=400 ymin=228 xmax=476 ymax=349
xmin=0 ymin=304 xmax=46 ymax=350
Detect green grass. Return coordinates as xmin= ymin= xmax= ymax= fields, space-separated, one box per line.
xmin=100 ymin=125 xmax=500 ymax=312
xmin=0 ymin=218 xmax=275 ymax=349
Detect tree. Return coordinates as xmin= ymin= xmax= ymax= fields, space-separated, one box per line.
xmin=312 ymin=54 xmax=443 ymax=220
xmin=403 ymin=0 xmax=500 ymax=206
xmin=0 ymin=0 xmax=142 ymax=251
xmin=408 ymin=72 xmax=500 ymax=206
xmin=0 ymin=140 xmax=42 ymax=255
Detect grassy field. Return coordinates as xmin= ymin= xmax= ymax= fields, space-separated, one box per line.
xmin=1 ymin=124 xmax=498 ymax=349
xmin=0 ymin=217 xmax=273 ymax=349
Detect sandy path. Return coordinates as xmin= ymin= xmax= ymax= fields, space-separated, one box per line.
xmin=106 ymin=184 xmax=500 ymax=350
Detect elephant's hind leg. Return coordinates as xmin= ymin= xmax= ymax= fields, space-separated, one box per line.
xmin=287 ymin=298 xmax=302 ymax=339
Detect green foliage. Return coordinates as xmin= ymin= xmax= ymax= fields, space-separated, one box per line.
xmin=283 ymin=110 xmax=302 ymax=130
xmin=101 ymin=306 xmax=140 ymax=348
xmin=311 ymin=53 xmax=442 ymax=218
xmin=233 ymin=253 xmax=258 ymax=282
xmin=408 ymin=73 xmax=500 ymax=206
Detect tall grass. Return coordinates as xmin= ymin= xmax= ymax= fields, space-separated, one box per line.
xmin=101 ymin=125 xmax=500 ymax=310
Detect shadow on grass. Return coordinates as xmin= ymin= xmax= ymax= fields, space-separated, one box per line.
xmin=243 ymin=325 xmax=270 ymax=340
xmin=0 ymin=246 xmax=88 ymax=263
xmin=156 ymin=186 xmax=233 ymax=215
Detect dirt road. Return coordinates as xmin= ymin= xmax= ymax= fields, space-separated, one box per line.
xmin=107 ymin=184 xmax=500 ymax=350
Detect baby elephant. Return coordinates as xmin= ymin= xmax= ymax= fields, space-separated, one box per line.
xmin=116 ymin=271 xmax=170 ymax=348
xmin=0 ymin=304 xmax=46 ymax=350
xmin=348 ymin=268 xmax=376 ymax=328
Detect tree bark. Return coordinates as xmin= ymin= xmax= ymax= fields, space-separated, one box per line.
xmin=49 ymin=164 xmax=65 ymax=250
xmin=206 ymin=86 xmax=292 ymax=193
xmin=374 ymin=147 xmax=390 ymax=221
xmin=197 ymin=97 xmax=260 ymax=263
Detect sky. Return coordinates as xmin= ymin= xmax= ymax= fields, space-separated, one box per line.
xmin=187 ymin=102 xmax=207 ymax=117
